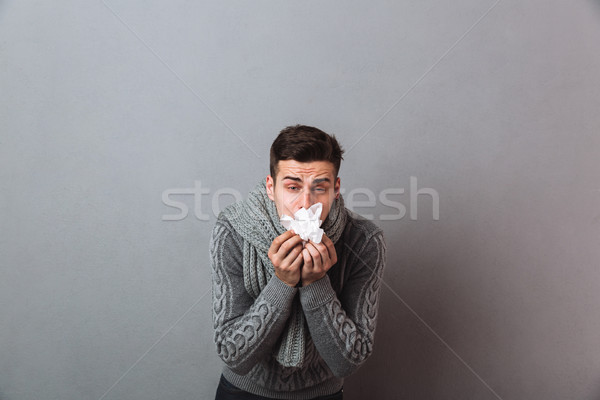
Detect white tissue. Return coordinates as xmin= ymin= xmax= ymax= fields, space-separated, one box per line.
xmin=280 ymin=203 xmax=324 ymax=244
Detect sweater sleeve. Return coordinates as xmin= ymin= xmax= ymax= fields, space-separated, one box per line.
xmin=298 ymin=231 xmax=386 ymax=378
xmin=210 ymin=220 xmax=298 ymax=375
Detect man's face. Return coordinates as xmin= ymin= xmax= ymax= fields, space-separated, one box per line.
xmin=266 ymin=160 xmax=341 ymax=223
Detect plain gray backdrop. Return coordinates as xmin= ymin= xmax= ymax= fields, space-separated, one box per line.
xmin=1 ymin=1 xmax=600 ymax=399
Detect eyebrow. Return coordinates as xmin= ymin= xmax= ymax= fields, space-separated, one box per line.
xmin=281 ymin=176 xmax=331 ymax=184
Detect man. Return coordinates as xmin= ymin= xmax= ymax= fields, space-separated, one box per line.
xmin=210 ymin=125 xmax=387 ymax=399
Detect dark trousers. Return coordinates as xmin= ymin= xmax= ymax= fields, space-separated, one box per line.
xmin=215 ymin=374 xmax=344 ymax=400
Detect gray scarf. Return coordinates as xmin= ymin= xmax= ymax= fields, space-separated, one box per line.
xmin=222 ymin=180 xmax=347 ymax=368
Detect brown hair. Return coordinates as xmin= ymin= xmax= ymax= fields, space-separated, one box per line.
xmin=269 ymin=125 xmax=344 ymax=181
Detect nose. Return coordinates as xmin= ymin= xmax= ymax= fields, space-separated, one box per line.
xmin=299 ymin=188 xmax=313 ymax=210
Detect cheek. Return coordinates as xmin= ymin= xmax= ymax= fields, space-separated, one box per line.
xmin=271 ymin=190 xmax=286 ymax=215
xmin=278 ymin=193 xmax=299 ymax=214
xmin=280 ymin=192 xmax=297 ymax=206
xmin=320 ymin=202 xmax=332 ymax=220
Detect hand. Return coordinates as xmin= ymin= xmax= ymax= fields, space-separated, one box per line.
xmin=301 ymin=234 xmax=338 ymax=286
xmin=268 ymin=230 xmax=304 ymax=287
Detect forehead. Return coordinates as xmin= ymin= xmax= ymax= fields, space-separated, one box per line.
xmin=276 ymin=160 xmax=335 ymax=181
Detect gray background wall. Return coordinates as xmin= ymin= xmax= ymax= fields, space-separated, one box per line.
xmin=1 ymin=1 xmax=599 ymax=399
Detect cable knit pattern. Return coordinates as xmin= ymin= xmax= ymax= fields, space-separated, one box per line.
xmin=324 ymin=233 xmax=385 ymax=364
xmin=210 ymin=192 xmax=387 ymax=399
xmin=212 ymin=226 xmax=278 ymax=365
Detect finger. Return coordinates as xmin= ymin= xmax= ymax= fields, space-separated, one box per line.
xmin=321 ymin=234 xmax=335 ymax=252
xmin=302 ymin=248 xmax=313 ymax=271
xmin=269 ymin=230 xmax=295 ymax=256
xmin=278 ymin=230 xmax=296 ymax=242
xmin=281 ymin=243 xmax=303 ymax=268
xmin=310 ymin=241 xmax=330 ymax=264
xmin=305 ymin=242 xmax=322 ymax=269
xmin=321 ymin=233 xmax=332 ymax=245
xmin=279 ymin=235 xmax=304 ymax=257
xmin=272 ymin=232 xmax=299 ymax=255
xmin=321 ymin=236 xmax=337 ymax=264
xmin=290 ymin=250 xmax=304 ymax=270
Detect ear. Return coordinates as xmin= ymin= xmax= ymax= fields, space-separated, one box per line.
xmin=334 ymin=177 xmax=341 ymax=199
xmin=266 ymin=175 xmax=275 ymax=201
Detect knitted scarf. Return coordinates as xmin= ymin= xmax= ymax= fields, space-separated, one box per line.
xmin=222 ymin=180 xmax=347 ymax=368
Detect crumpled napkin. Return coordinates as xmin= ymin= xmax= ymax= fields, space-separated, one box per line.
xmin=280 ymin=203 xmax=324 ymax=244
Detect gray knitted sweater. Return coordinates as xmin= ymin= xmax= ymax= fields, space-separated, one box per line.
xmin=210 ymin=206 xmax=386 ymax=399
